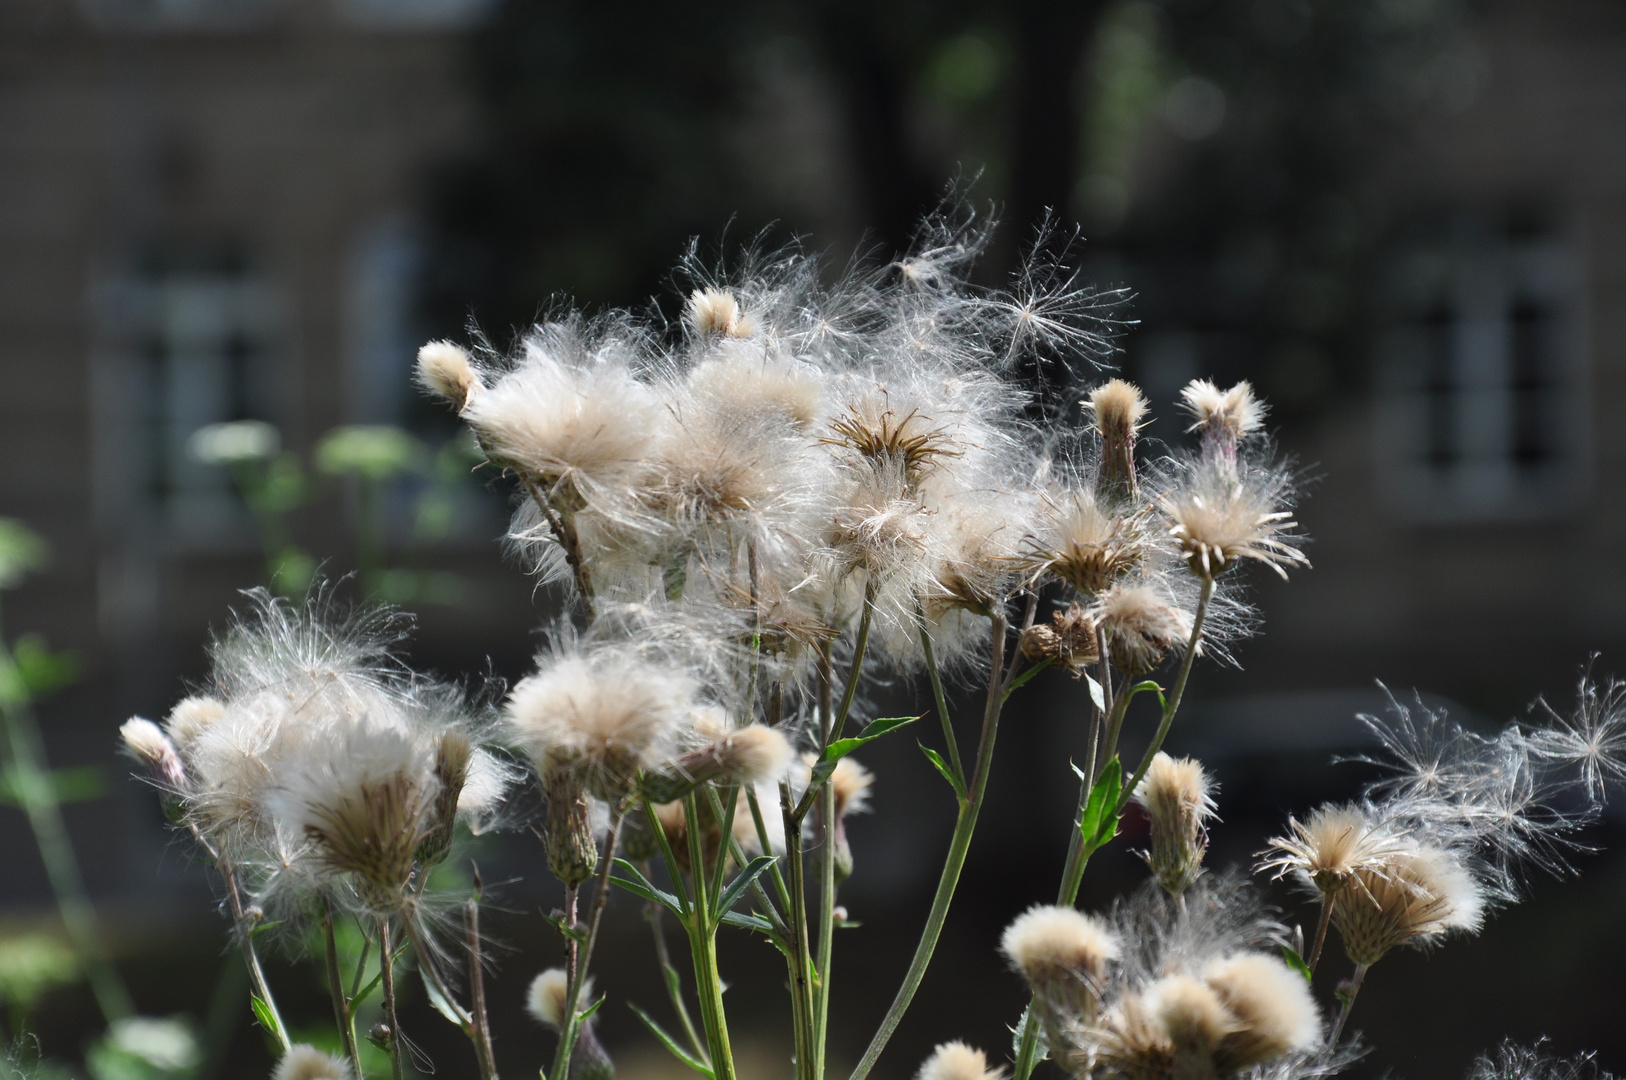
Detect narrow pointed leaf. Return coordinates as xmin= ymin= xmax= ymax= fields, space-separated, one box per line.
xmin=629 ymin=1002 xmax=715 ymax=1078
xmin=1280 ymin=945 xmax=1313 ymax=983
xmin=1087 ymin=674 xmax=1106 ymax=712
xmin=715 ymin=855 xmax=779 ymax=920
xmin=1003 ymin=659 xmax=1052 ymax=700
xmin=1077 ymin=756 xmax=1122 ymax=854
xmin=611 ymin=859 xmax=686 ymax=922
xmin=821 ymin=715 xmax=920 ymax=765
xmin=918 ymin=743 xmax=966 ymax=801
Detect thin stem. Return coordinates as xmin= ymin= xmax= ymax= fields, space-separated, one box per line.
xmin=378 ymin=918 xmax=405 ymax=1080
xmin=552 ymin=813 xmax=626 ymax=1080
xmin=812 ymin=783 xmax=836 ymax=1079
xmin=402 ymin=916 xmax=472 ymax=1028
xmin=1117 ymin=576 xmax=1214 ymax=814
xmin=349 ymin=933 xmax=372 ymax=1002
xmin=466 ymin=892 xmax=499 ymax=1080
xmin=216 ymin=851 xmax=290 ymax=1053
xmin=564 ymin=882 xmax=581 ymax=988
xmin=522 ymin=476 xmax=595 ymax=620
xmin=782 ymin=779 xmax=818 ymax=1080
xmin=1309 ymin=894 xmax=1335 ymax=973
xmin=680 ymin=793 xmax=736 ymax=1080
xmin=918 ymin=622 xmax=964 ymax=785
xmin=847 ymin=614 xmax=1010 ymax=1080
xmin=322 ymin=896 xmax=362 ymax=1077
xmin=1096 ymin=674 xmax=1135 ymax=774
xmin=1329 ymin=962 xmax=1370 ymax=1045
xmin=828 ymin=586 xmax=876 ymax=746
xmin=646 ymin=898 xmax=708 ymax=1064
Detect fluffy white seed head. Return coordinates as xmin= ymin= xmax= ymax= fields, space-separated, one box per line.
xmin=830 ymin=757 xmax=874 ymax=818
xmin=528 ymin=967 xmax=593 ymax=1029
xmin=1260 ymin=803 xmax=1407 ymax=896
xmin=1331 ymin=842 xmax=1485 ymax=966
xmin=1086 ymin=380 xmax=1149 ymax=442
xmin=917 ymin=1042 xmax=1005 ymax=1080
xmin=1181 ymin=379 xmax=1265 ymax=451
xmin=506 ymin=648 xmax=694 ymax=799
xmin=164 ymin=695 xmax=225 ymax=753
xmin=688 ymin=349 xmax=824 ymax=428
xmin=1161 ymin=462 xmax=1306 ymax=581
xmin=687 ymin=287 xmax=755 ymax=338
xmin=416 ymin=341 xmax=482 ymax=412
xmin=274 ymin=1044 xmax=353 ymax=1080
xmin=121 ymin=717 xmax=186 ymax=789
xmin=1022 ymin=490 xmax=1152 ymax=596
xmin=1133 ymin=752 xmax=1216 ymax=897
xmin=1092 ymin=582 xmax=1193 ymax=676
xmin=1202 ymin=952 xmax=1321 ymax=1068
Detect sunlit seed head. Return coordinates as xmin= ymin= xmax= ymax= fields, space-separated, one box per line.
xmin=274 ymin=1044 xmax=354 ymax=1080
xmin=1001 ymin=904 xmax=1120 ymax=989
xmin=1259 ymin=803 xmax=1404 ymax=896
xmin=1022 ymin=490 xmax=1151 ymax=597
xmin=164 ymin=695 xmax=225 ymax=753
xmin=1085 ymin=380 xmax=1148 ymax=502
xmin=719 ymin=725 xmax=794 ymax=784
xmin=1161 ymin=465 xmax=1307 ymax=582
xmin=825 ymin=400 xmax=958 ymax=489
xmin=917 ymin=1042 xmax=1005 ymax=1080
xmin=1181 ymin=379 xmax=1265 ymax=466
xmin=1155 ymin=975 xmax=1238 ymax=1061
xmin=1092 ymin=583 xmax=1193 ymax=677
xmin=1331 ymin=842 xmax=1484 ymax=966
xmin=688 ymin=351 xmax=824 ymax=428
xmin=120 ymin=717 xmax=186 ymax=789
xmin=1202 ymin=952 xmax=1321 ymax=1069
xmin=416 ymin=340 xmax=482 ymax=413
xmin=1133 ymin=752 xmax=1216 ymax=897
xmin=687 ymin=287 xmax=755 ymax=339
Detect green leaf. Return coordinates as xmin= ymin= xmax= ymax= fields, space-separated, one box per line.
xmin=0 ymin=764 xmax=105 ymax=808
xmin=611 ymin=859 xmax=686 ymax=921
xmin=1126 ymin=679 xmax=1166 ymax=711
xmin=821 ymin=715 xmax=920 ymax=765
xmin=918 ymin=743 xmax=966 ymax=801
xmin=1076 ymin=757 xmax=1122 ymax=855
xmin=313 ymin=425 xmax=425 ymax=480
xmin=714 ymin=856 xmax=778 ymax=920
xmin=422 ymin=967 xmax=466 ymax=1027
xmin=718 ymin=910 xmax=777 ymax=937
xmin=248 ymin=919 xmax=284 ymax=939
xmin=1002 ymin=658 xmax=1052 ymax=700
xmin=250 ymin=995 xmax=285 ymax=1048
xmin=577 ymin=994 xmax=607 ymax=1022
xmin=1280 ymin=945 xmax=1313 ymax=983
xmin=628 ymin=1002 xmax=714 ymax=1078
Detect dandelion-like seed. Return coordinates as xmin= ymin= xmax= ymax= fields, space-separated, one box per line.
xmin=917 ymin=1042 xmax=1006 ymax=1080
xmin=1531 ymin=675 xmax=1626 ymax=804
xmin=1133 ymin=753 xmax=1216 ymax=898
xmin=1469 ymin=1040 xmax=1619 ymax=1080
xmin=1022 ymin=489 xmax=1152 ymax=597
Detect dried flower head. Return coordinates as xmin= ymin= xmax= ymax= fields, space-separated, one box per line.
xmin=917 ymin=1042 xmax=1006 ymax=1080
xmin=274 ymin=1044 xmax=354 ymax=1080
xmin=1093 ymin=582 xmax=1193 ymax=676
xmin=687 ymin=287 xmax=754 ymax=339
xmin=1133 ymin=753 xmax=1216 ymax=897
xmin=1022 ymin=490 xmax=1152 ymax=596
xmin=826 ymin=402 xmax=958 ymax=489
xmin=1260 ymin=804 xmax=1405 ymax=897
xmin=1181 ymin=380 xmax=1264 ymax=466
xmin=1331 ymin=843 xmax=1484 ymax=966
xmin=1086 ymin=380 xmax=1148 ymax=502
xmin=1020 ymin=604 xmax=1101 ymax=675
xmin=416 ymin=341 xmax=481 ymax=413
xmin=1161 ymin=461 xmax=1306 ymax=581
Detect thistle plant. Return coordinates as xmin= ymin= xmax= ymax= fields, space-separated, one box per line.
xmin=120 ymin=208 xmax=1626 ymax=1080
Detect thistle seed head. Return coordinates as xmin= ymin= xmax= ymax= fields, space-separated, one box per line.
xmin=274 ymin=1044 xmax=354 ymax=1080
xmin=416 ymin=341 xmax=481 ymax=413
xmin=1133 ymin=752 xmax=1216 ymax=897
xmin=1331 ymin=843 xmax=1485 ymax=966
xmin=917 ymin=1042 xmax=1006 ymax=1080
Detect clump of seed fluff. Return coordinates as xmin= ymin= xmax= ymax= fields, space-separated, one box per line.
xmin=1133 ymin=752 xmax=1216 ymax=898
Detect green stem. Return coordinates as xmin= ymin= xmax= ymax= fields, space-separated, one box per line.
xmin=813 ymin=784 xmax=836 ymax=1079
xmin=1329 ymin=962 xmax=1369 ymax=1045
xmin=918 ymin=618 xmax=964 ymax=785
xmin=378 ymin=918 xmax=405 ymax=1080
xmin=681 ymin=793 xmax=736 ymax=1080
xmin=782 ymin=780 xmax=817 ymax=1080
xmin=846 ymin=614 xmax=1010 ymax=1080
xmin=322 ymin=896 xmax=362 ymax=1077
xmin=1116 ymin=577 xmax=1214 ymax=814
xmin=551 ymin=812 xmax=625 ymax=1080
xmin=466 ymin=892 xmax=499 ymax=1080
xmin=828 ymin=587 xmax=876 ymax=746
xmin=646 ymin=898 xmax=709 ymax=1064
xmin=0 ymin=619 xmax=132 ymax=1024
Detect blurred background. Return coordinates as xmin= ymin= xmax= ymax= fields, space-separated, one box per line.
xmin=2 ymin=0 xmax=1624 ymax=1076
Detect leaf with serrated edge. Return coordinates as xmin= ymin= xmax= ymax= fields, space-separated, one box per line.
xmin=715 ymin=855 xmax=778 ymax=919
xmin=821 ymin=715 xmax=920 ymax=764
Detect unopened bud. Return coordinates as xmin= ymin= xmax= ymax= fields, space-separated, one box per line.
xmin=1132 ymin=752 xmax=1215 ymax=897
xmin=544 ymin=769 xmax=598 ymax=886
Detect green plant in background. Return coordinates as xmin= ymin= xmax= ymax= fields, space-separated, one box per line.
xmin=0 ymin=520 xmax=131 ymax=1028
xmin=191 ymin=420 xmax=476 ymax=605
xmin=0 ymin=933 xmax=78 ymax=1040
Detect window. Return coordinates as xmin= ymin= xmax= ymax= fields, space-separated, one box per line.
xmin=1374 ymin=207 xmax=1586 ymax=520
